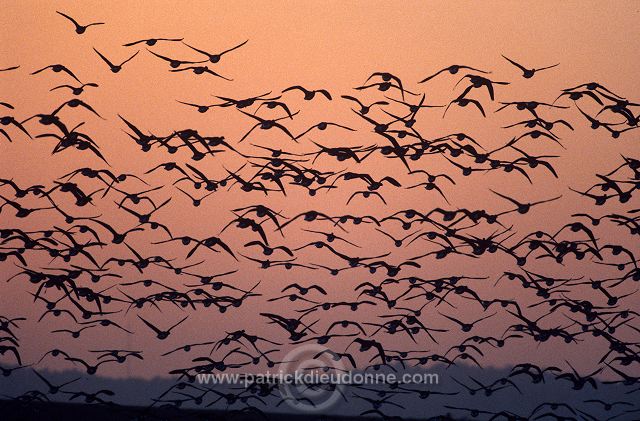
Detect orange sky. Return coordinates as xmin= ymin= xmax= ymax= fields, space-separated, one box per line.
xmin=1 ymin=1 xmax=639 ymax=384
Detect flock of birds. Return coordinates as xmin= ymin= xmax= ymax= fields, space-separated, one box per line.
xmin=1 ymin=9 xmax=640 ymax=421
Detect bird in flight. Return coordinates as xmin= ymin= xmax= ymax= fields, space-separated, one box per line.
xmin=502 ymin=55 xmax=559 ymax=78
xmin=56 ymin=11 xmax=104 ymax=34
xmin=182 ymin=40 xmax=249 ymax=63
xmin=93 ymin=48 xmax=139 ymax=73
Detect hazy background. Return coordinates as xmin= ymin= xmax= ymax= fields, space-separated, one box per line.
xmin=1 ymin=1 xmax=639 ymax=415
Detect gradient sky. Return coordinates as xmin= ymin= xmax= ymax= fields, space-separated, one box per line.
xmin=1 ymin=0 xmax=639 ymax=398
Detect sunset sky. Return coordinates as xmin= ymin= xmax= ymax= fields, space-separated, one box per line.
xmin=1 ymin=1 xmax=639 ymax=415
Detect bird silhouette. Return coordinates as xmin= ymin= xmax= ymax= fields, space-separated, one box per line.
xmin=282 ymin=86 xmax=332 ymax=101
xmin=182 ymin=39 xmax=248 ymax=63
xmin=502 ymin=54 xmax=559 ymax=78
xmin=137 ymin=315 xmax=188 ymax=340
xmin=56 ymin=11 xmax=104 ymax=34
xmin=93 ymin=48 xmax=139 ymax=73
xmin=419 ymin=64 xmax=490 ymax=83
